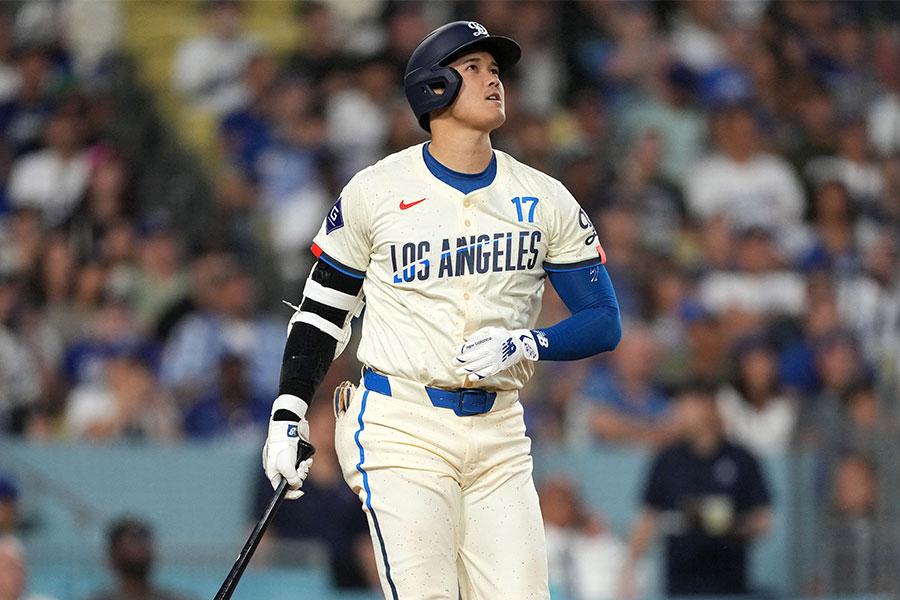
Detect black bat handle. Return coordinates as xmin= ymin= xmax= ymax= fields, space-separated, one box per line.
xmin=214 ymin=439 xmax=316 ymax=600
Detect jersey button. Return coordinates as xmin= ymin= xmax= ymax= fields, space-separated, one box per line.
xmin=464 ymin=219 xmax=471 ymax=227
xmin=464 ymin=293 xmax=470 ymax=300
xmin=463 ymin=200 xmax=471 ymax=208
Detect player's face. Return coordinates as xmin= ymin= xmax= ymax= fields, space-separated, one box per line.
xmin=443 ymin=50 xmax=506 ymax=132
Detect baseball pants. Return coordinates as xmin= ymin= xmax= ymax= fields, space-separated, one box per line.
xmin=334 ymin=373 xmax=550 ymax=600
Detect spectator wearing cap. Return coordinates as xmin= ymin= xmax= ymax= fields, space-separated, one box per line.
xmin=7 ymin=97 xmax=91 ymax=227
xmin=0 ymin=535 xmax=56 ymax=600
xmin=0 ymin=45 xmax=55 ymax=158
xmin=64 ymin=342 xmax=178 ymax=442
xmin=86 ymin=517 xmax=191 ymax=600
xmin=60 ymin=287 xmax=147 ymax=389
xmin=716 ymin=335 xmax=797 ymax=456
xmin=621 ymin=380 xmax=772 ymax=598
xmin=657 ymin=299 xmax=730 ymax=391
xmin=171 ymin=0 xmax=260 ymax=117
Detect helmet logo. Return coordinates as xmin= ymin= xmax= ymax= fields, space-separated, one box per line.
xmin=468 ymin=21 xmax=488 ymax=37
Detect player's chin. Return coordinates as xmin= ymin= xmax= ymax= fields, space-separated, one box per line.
xmin=478 ymin=107 xmax=506 ymax=131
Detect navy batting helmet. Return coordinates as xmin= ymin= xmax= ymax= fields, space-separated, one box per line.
xmin=404 ymin=21 xmax=521 ymax=132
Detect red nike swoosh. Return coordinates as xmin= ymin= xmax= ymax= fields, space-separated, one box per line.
xmin=399 ymin=198 xmax=426 ymax=210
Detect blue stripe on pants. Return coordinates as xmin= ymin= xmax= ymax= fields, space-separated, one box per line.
xmin=354 ymin=390 xmax=399 ymax=600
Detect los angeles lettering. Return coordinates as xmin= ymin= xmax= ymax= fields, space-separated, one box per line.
xmin=389 ymin=231 xmax=542 ymax=282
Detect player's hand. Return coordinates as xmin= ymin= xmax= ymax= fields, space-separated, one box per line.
xmin=455 ymin=326 xmax=539 ymax=382
xmin=262 ymin=394 xmax=313 ymax=500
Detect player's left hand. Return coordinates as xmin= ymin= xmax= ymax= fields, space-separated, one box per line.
xmin=455 ymin=326 xmax=539 ymax=382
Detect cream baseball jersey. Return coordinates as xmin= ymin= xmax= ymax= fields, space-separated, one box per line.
xmin=311 ymin=143 xmax=604 ymax=391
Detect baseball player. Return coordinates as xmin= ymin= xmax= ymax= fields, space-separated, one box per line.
xmin=262 ymin=21 xmax=622 ymax=600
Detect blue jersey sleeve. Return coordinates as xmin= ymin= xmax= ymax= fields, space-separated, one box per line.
xmin=530 ymin=263 xmax=621 ymax=361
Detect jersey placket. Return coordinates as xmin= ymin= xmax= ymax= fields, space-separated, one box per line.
xmin=460 ymin=192 xmax=483 ymax=339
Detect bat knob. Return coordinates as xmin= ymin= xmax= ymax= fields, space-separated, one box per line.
xmin=296 ymin=439 xmax=316 ymax=466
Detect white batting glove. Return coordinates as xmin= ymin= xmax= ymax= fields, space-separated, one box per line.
xmin=455 ymin=326 xmax=540 ymax=382
xmin=262 ymin=394 xmax=313 ymax=500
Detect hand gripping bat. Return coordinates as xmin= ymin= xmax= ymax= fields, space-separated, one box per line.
xmin=214 ymin=439 xmax=316 ymax=600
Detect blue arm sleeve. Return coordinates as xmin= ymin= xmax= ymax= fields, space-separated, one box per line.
xmin=531 ymin=264 xmax=622 ymax=361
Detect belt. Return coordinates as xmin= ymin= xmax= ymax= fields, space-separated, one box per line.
xmin=363 ymin=368 xmax=506 ymax=417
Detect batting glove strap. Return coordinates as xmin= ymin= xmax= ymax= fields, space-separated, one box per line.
xmin=454 ymin=326 xmax=540 ymax=382
xmin=271 ymin=393 xmax=308 ymax=420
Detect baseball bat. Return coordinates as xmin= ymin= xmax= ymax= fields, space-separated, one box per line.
xmin=213 ymin=439 xmax=316 ymax=600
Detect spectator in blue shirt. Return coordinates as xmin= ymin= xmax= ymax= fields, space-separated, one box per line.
xmin=183 ymin=353 xmax=269 ymax=442
xmin=159 ymin=253 xmax=283 ymax=409
xmin=574 ymin=324 xmax=675 ymax=447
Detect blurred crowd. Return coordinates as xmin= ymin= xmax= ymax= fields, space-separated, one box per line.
xmin=0 ymin=0 xmax=899 ymax=597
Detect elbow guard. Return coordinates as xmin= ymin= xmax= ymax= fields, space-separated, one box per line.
xmin=278 ymin=260 xmax=364 ymax=399
xmin=285 ymin=261 xmax=365 ymax=359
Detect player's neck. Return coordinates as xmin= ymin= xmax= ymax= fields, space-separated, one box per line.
xmin=427 ymin=129 xmax=493 ymax=174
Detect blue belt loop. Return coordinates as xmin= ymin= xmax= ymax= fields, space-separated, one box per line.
xmin=363 ymin=368 xmax=495 ymax=416
xmin=363 ymin=368 xmax=392 ymax=396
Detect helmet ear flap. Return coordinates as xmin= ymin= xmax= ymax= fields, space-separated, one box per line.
xmin=405 ymin=65 xmax=463 ymax=132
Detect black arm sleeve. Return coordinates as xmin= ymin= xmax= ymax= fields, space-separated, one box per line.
xmin=274 ymin=260 xmax=364 ymax=420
